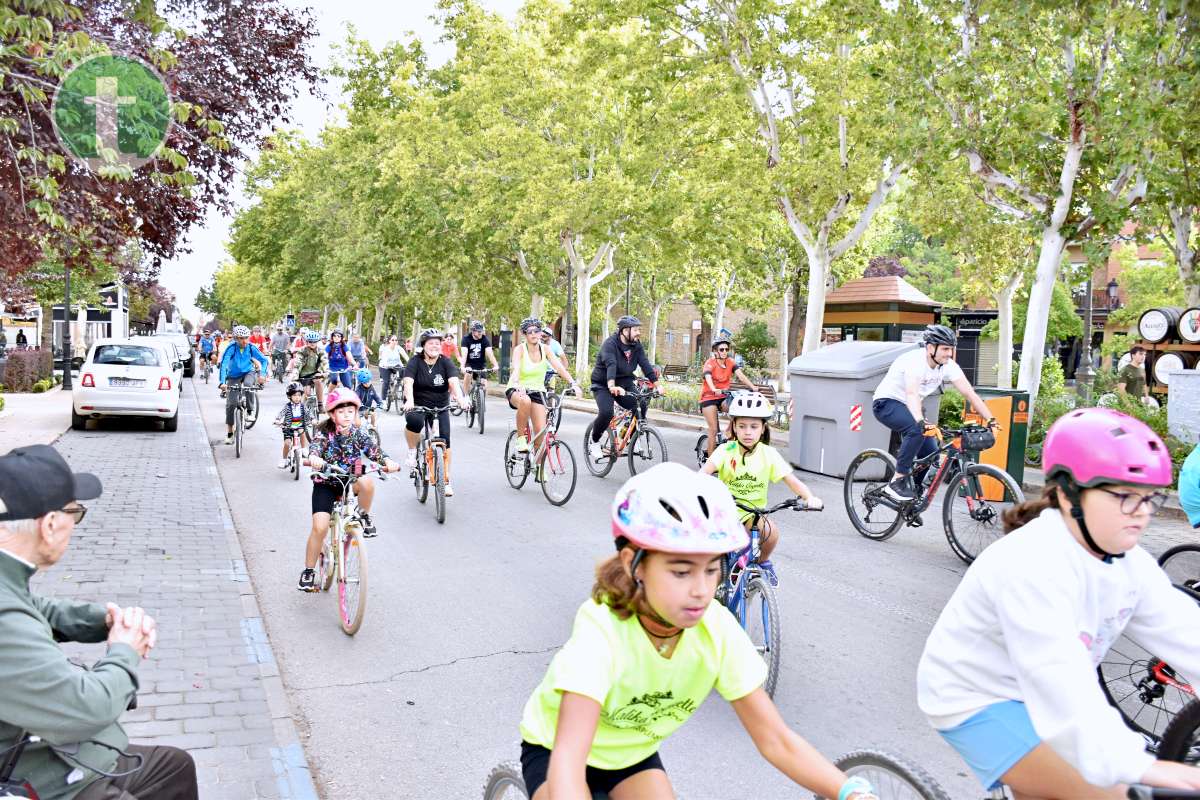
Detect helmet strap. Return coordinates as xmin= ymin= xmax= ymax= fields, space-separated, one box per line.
xmin=1055 ymin=476 xmax=1121 ymax=563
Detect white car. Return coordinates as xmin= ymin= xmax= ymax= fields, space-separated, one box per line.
xmin=154 ymin=332 xmax=196 ymax=377
xmin=128 ymin=336 xmax=184 ymax=392
xmin=72 ymin=338 xmax=181 ymax=431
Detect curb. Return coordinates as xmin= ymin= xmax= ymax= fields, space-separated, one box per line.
xmin=190 ymin=380 xmax=321 ymax=800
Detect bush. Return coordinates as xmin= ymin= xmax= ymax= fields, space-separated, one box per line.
xmin=939 ymin=388 xmax=965 ymax=428
xmin=734 ymin=319 xmax=776 ymax=370
xmin=2 ymin=349 xmax=53 ymax=392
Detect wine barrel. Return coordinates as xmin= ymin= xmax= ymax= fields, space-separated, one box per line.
xmin=1138 ymin=307 xmax=1183 ymax=343
xmin=1179 ymin=307 xmax=1200 ymax=344
xmin=1151 ymin=350 xmax=1195 ymax=385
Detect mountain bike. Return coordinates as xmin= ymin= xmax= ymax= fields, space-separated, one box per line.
xmin=719 ymin=497 xmax=820 ymax=698
xmin=228 ymin=379 xmax=263 ymax=459
xmin=410 ymin=405 xmax=450 ymax=524
xmin=465 ymin=367 xmax=493 ymax=434
xmin=843 ymin=422 xmax=1023 ymax=565
xmin=312 ymin=463 xmax=382 ymax=636
xmin=582 ymin=380 xmax=667 ymax=478
xmin=504 ymin=388 xmax=578 ymax=506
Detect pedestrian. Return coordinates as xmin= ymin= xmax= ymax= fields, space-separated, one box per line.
xmin=1117 ymin=346 xmax=1149 ymax=400
xmin=15 ymin=329 xmax=28 ymax=347
xmin=377 ymin=335 xmax=406 ymax=405
xmin=1181 ymin=442 xmax=1200 ymax=531
xmin=0 ymin=444 xmax=199 ymax=800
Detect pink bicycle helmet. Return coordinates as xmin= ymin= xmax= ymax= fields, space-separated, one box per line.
xmin=324 ymin=388 xmax=360 ymax=412
xmin=1043 ymin=408 xmax=1172 ymax=488
xmin=611 ymin=463 xmax=747 ymax=554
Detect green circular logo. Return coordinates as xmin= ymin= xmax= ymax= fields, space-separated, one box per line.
xmin=51 ymin=54 xmax=171 ymax=173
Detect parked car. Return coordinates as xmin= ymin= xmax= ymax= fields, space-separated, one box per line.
xmin=72 ymin=338 xmax=181 ymax=431
xmin=129 ymin=336 xmax=184 ymax=393
xmin=152 ymin=332 xmax=195 ymax=377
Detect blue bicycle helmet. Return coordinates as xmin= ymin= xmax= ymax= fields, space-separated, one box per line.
xmin=357 ymin=369 xmax=372 ymax=384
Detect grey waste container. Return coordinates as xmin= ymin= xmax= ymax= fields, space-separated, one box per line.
xmin=788 ymin=341 xmax=941 ymax=478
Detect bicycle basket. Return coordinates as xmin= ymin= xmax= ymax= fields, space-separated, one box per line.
xmin=960 ymin=425 xmax=996 ymax=452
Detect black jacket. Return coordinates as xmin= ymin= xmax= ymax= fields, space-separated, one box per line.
xmin=590 ymin=334 xmax=658 ymax=389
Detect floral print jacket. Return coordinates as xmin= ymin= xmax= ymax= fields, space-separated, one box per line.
xmin=308 ymin=425 xmax=387 ymax=483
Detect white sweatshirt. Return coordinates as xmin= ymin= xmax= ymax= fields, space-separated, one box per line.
xmin=917 ymin=508 xmax=1200 ymax=788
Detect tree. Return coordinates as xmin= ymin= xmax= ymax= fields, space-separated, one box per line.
xmin=1107 ymin=255 xmax=1187 ymax=332
xmin=734 ymin=319 xmax=776 ymax=371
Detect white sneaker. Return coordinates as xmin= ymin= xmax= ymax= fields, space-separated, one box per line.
xmin=588 ymin=438 xmax=606 ymax=462
xmin=405 ymin=450 xmax=417 ymax=470
xmin=443 ymin=483 xmax=454 ymax=497
xmin=277 ymin=458 xmax=290 ymax=470
xmin=224 ymin=434 xmax=234 ymax=445
xmin=516 ymin=435 xmax=529 ymax=453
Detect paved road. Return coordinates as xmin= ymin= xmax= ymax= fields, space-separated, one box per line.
xmin=196 ymin=378 xmax=1198 ymax=800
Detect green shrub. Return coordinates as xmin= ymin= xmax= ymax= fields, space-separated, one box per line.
xmin=734 ymin=319 xmax=776 ymax=370
xmin=3 ymin=349 xmax=53 ymax=392
xmin=31 ymin=380 xmax=47 ymax=394
xmin=939 ymin=388 xmax=965 ymax=428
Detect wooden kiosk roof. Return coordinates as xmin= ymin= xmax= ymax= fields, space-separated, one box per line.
xmin=826 ymin=276 xmax=943 ymax=308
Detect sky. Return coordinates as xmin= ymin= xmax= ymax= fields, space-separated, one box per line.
xmin=158 ymin=0 xmax=523 ymax=323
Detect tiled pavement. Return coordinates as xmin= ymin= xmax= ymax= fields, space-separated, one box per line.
xmin=32 ymin=381 xmax=318 ymax=800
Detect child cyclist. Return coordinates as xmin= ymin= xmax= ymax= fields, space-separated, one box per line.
xmin=918 ymin=408 xmax=1200 ymax=799
xmin=273 ymin=381 xmax=313 ymax=470
xmin=700 ymin=392 xmax=822 ymax=584
xmin=299 ymin=390 xmax=400 ymax=588
xmin=516 ymin=462 xmax=877 ymax=800
xmin=354 ymin=368 xmax=382 ymax=431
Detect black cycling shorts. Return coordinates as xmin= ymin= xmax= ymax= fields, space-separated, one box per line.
xmin=311 ymin=481 xmax=343 ymax=515
xmin=506 ymin=387 xmax=546 ymax=409
xmin=699 ymin=397 xmax=727 ymax=410
xmin=297 ymin=373 xmax=320 ymax=387
xmin=519 ymin=741 xmax=665 ymax=797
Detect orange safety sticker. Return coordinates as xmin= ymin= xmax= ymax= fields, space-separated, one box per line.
xmin=1013 ymin=412 xmax=1029 ymax=423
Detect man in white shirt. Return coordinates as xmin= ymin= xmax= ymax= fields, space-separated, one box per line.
xmin=872 ymin=324 xmax=995 ymax=502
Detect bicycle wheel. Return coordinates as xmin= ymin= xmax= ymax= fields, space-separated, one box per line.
xmin=820 ymin=749 xmax=952 ymax=800
xmin=627 ymin=425 xmax=667 ymax=475
xmin=744 ymin=574 xmax=782 ymax=698
xmin=694 ymin=434 xmax=709 ymax=469
xmin=942 ymin=463 xmax=1023 ymax=565
xmin=291 ymin=446 xmax=300 ymax=481
xmin=234 ymin=408 xmax=244 ymax=458
xmin=540 ymin=440 xmax=577 ymax=506
xmin=414 ymin=445 xmax=429 ymax=503
xmin=504 ymin=430 xmax=530 ymax=489
xmin=1159 ymin=544 xmax=1200 ymax=593
xmin=467 ymin=399 xmax=477 ymax=430
xmin=481 ymin=761 xmax=528 ymax=800
xmin=1158 ymin=699 xmax=1200 ymax=764
xmin=1099 ymin=632 xmax=1194 ymax=746
xmin=433 ymin=445 xmax=446 ymax=524
xmin=583 ymin=422 xmax=616 ymax=478
xmin=338 ymin=523 xmax=367 ymax=635
xmin=317 ymin=531 xmax=334 ymax=591
xmin=245 ymin=391 xmax=260 ymax=429
xmin=843 ymin=449 xmax=903 ymax=541
xmin=477 ymin=388 xmax=486 ymax=435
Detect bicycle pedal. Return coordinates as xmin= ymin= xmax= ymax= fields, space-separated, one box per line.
xmin=906 ymin=514 xmax=923 ymax=528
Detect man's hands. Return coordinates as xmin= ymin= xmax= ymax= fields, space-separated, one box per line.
xmin=609 ymin=384 xmax=626 ymax=397
xmin=402 ymin=399 xmax=415 ymax=412
xmin=105 ymin=603 xmax=157 ymax=659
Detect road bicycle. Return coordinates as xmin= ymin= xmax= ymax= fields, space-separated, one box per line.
xmin=1098 ymin=544 xmax=1200 ymax=750
xmin=719 ymin=497 xmax=820 ymax=698
xmin=311 ymin=464 xmax=382 ymax=636
xmin=228 ymin=378 xmax=263 ymax=459
xmin=692 ymin=389 xmax=753 ymax=468
xmin=843 ymin=422 xmax=1023 ymax=565
xmin=504 ymin=388 xmax=578 ymax=506
xmin=582 ymin=380 xmax=668 ymax=478
xmin=465 ymin=367 xmax=494 ymax=434
xmin=812 ymin=747 xmax=1200 ymax=799
xmin=410 ymin=404 xmax=451 ymax=524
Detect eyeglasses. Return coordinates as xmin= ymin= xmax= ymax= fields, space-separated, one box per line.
xmin=1094 ymin=487 xmax=1169 ymax=516
xmin=716 ymin=347 xmax=730 ymax=352
xmin=60 ymin=503 xmax=88 ymax=524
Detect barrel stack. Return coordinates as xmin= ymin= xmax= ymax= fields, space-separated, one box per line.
xmin=1136 ymin=306 xmax=1200 ymax=393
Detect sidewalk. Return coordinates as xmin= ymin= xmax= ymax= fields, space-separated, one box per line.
xmin=1021 ymin=464 xmax=1191 ymax=523
xmin=30 ymin=382 xmax=318 ymax=800
xmin=0 ymin=385 xmax=72 ymax=448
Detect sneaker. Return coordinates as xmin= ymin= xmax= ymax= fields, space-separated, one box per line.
xmin=588 ymin=438 xmax=607 ymax=463
xmin=516 ymin=435 xmax=529 ymax=453
xmin=360 ymin=514 xmax=377 ymax=538
xmin=759 ymin=560 xmax=779 ymax=587
xmin=443 ymin=483 xmax=454 ymax=497
xmin=297 ymin=568 xmax=315 ymax=592
xmin=224 ymin=434 xmax=234 ymax=445
xmin=277 ymin=458 xmax=290 ymax=470
xmin=882 ymin=476 xmax=915 ymax=502
xmin=405 ymin=450 xmax=417 ymax=471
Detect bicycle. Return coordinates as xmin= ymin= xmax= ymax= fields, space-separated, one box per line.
xmin=465 ymin=367 xmax=494 ymax=434
xmin=279 ymin=423 xmax=307 ymax=481
xmin=328 ymin=368 xmax=354 ymax=393
xmin=200 ymin=355 xmax=213 ymax=384
xmin=385 ymin=370 xmax=405 ymax=415
xmin=719 ymin=497 xmax=820 ymax=698
xmin=311 ymin=464 xmax=381 ymax=636
xmin=271 ymin=351 xmax=289 ymax=383
xmin=228 ymin=379 xmax=263 ymax=459
xmin=1158 ymin=698 xmax=1200 ymax=765
xmin=504 ymin=388 xmax=579 ymax=506
xmin=582 ymin=380 xmax=668 ymax=478
xmin=843 ymin=422 xmax=1023 ymax=565
xmin=409 ymin=405 xmax=451 ymax=525
xmin=482 ymin=762 xmax=609 ymax=800
xmin=693 ymin=389 xmax=752 ymax=468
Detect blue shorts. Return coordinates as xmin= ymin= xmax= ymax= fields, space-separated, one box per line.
xmin=937 ymin=700 xmax=1040 ymax=790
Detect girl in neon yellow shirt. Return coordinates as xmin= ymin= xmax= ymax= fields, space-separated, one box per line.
xmin=516 ymin=463 xmax=874 ymax=800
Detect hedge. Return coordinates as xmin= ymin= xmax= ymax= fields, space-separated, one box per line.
xmin=2 ymin=349 xmax=53 ymax=392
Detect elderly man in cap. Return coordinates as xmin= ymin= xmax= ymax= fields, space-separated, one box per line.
xmin=0 ymin=445 xmax=197 ymax=800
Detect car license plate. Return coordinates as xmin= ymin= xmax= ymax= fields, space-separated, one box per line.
xmin=109 ymin=377 xmax=145 ymax=387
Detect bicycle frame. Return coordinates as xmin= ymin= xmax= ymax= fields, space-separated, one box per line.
xmin=606 ymin=388 xmax=654 ymax=456
xmin=518 ymin=390 xmax=570 ymax=465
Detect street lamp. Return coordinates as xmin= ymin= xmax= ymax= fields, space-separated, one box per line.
xmin=1106 ymin=279 xmax=1120 ymax=310
xmin=1079 ymin=275 xmax=1097 ymax=404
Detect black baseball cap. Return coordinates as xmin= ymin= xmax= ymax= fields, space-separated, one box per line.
xmin=0 ymin=445 xmax=102 ymax=521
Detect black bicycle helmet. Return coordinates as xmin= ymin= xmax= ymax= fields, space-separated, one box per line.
xmin=469 ymin=320 xmax=485 ymax=333
xmin=418 ymin=327 xmax=443 ymax=346
xmin=616 ymin=315 xmax=641 ymax=330
xmin=923 ymin=324 xmax=957 ymax=347
xmin=286 ymin=382 xmax=304 ymax=396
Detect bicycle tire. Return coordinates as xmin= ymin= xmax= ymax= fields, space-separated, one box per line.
xmin=477 ymin=386 xmax=486 ymax=435
xmin=1158 ymin=698 xmax=1200 ymax=764
xmin=942 ymin=463 xmax=1023 ymax=565
xmin=744 ymin=574 xmax=782 ymax=698
xmin=843 ymin=449 xmax=903 ymax=541
xmin=818 ymin=749 xmax=952 ymax=800
xmin=244 ymin=391 xmax=260 ymax=430
xmin=318 ymin=531 xmax=334 ymax=592
xmin=292 ymin=447 xmax=300 ymax=481
xmin=338 ymin=523 xmax=367 ymax=635
xmin=481 ymin=760 xmax=528 ymax=800
xmin=627 ymin=425 xmax=667 ymax=475
xmin=694 ymin=434 xmax=709 ymax=469
xmin=433 ymin=446 xmax=446 ymax=524
xmin=540 ymin=440 xmax=577 ymax=506
xmin=1098 ymin=636 xmax=1193 ymax=745
xmin=415 ymin=445 xmax=429 ymax=503
xmin=1159 ymin=544 xmax=1200 ymax=592
xmin=504 ymin=430 xmax=530 ymax=489
xmin=583 ymin=422 xmax=616 ymax=478
xmin=234 ymin=408 xmax=244 ymax=458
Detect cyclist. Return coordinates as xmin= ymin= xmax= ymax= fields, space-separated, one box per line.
xmin=540 ymin=328 xmax=567 ymax=391
xmin=700 ymin=392 xmax=822 ymax=584
xmin=917 ymin=408 xmax=1200 ymax=798
xmin=699 ymin=334 xmax=757 ymax=458
xmin=516 ymin=463 xmax=878 ymax=800
xmin=217 ymin=325 xmax=269 ymax=445
xmin=401 ymin=328 xmax=470 ymax=497
xmin=290 ymin=331 xmax=330 ymax=414
xmin=273 ymin=381 xmax=313 ymax=469
xmin=377 ymin=334 xmax=407 ymax=406
xmin=872 ymin=324 xmax=995 ymax=503
xmin=441 ymin=330 xmax=459 ymax=362
xmin=507 ymin=318 xmax=579 ymax=454
xmin=349 ymin=330 xmax=371 ymax=371
xmin=247 ymin=325 xmax=268 ymax=354
xmin=269 ymin=325 xmax=292 ymax=378
xmin=1181 ymin=441 xmax=1200 ymax=530
xmin=587 ymin=315 xmax=659 ymax=465
xmin=198 ymin=330 xmax=215 ymax=365
xmin=354 ymin=369 xmax=382 ymax=432
xmin=458 ymin=320 xmax=499 ymax=400
xmin=300 ymin=391 xmax=401 ymax=583
xmin=326 ymin=329 xmax=353 ymax=389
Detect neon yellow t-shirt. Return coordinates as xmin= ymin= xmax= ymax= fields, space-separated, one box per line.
xmin=706 ymin=441 xmax=791 ymax=521
xmin=519 ymin=598 xmax=767 ymax=769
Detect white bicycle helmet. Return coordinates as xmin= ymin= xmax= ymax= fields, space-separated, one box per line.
xmin=727 ymin=391 xmax=773 ymax=419
xmin=611 ymin=463 xmax=747 ymax=555
xmin=232 ymin=325 xmax=251 ymax=338
xmin=304 ymin=331 xmax=321 ymax=343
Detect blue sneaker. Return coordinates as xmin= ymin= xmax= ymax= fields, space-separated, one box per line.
xmin=758 ymin=560 xmax=779 ymax=587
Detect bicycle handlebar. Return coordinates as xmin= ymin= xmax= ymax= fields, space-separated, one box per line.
xmin=411 ymin=405 xmax=452 ymax=414
xmin=735 ymin=497 xmax=822 ymax=516
xmin=314 ymin=460 xmax=390 ymax=482
xmin=465 ymin=367 xmax=496 ymax=374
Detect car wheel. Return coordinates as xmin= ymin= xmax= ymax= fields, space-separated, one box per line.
xmin=71 ymin=410 xmax=87 ymax=431
xmin=163 ymin=410 xmax=179 ymax=432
